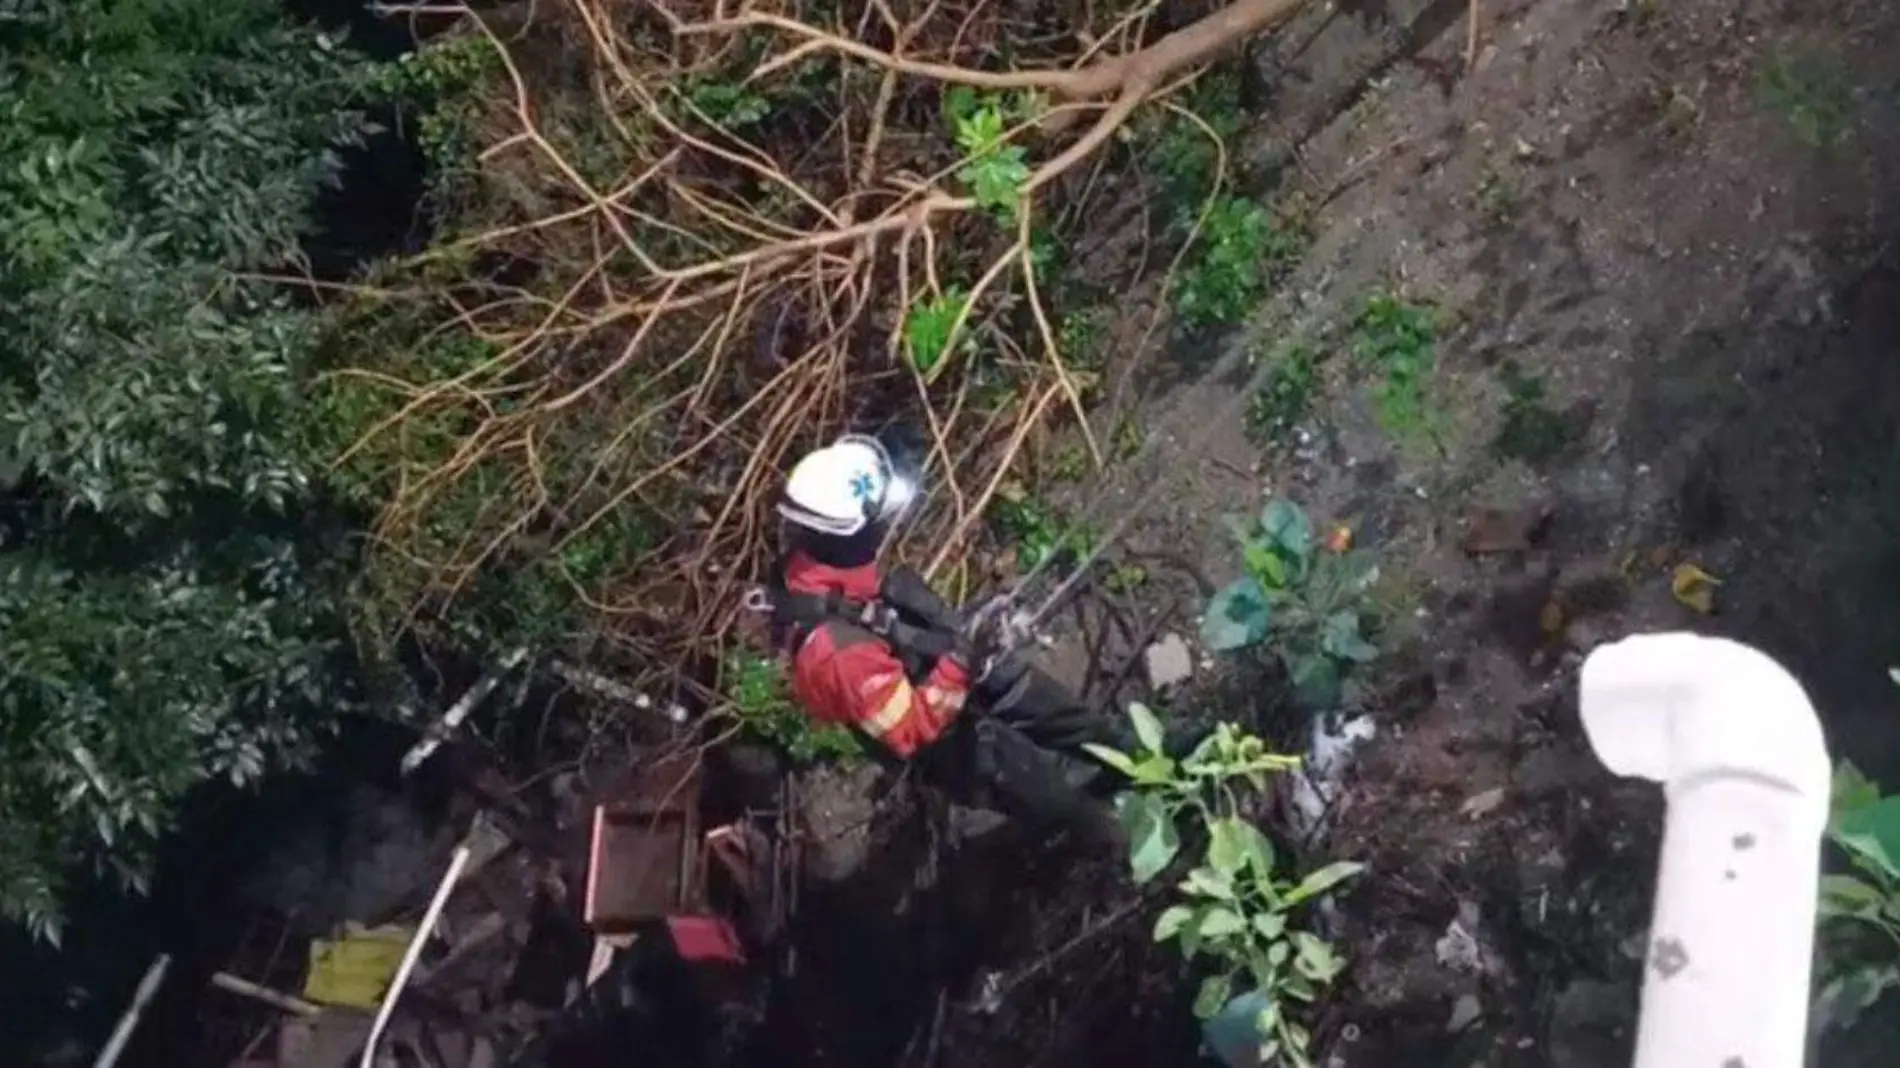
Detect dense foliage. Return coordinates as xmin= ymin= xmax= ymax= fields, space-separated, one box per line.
xmin=0 ymin=0 xmax=382 ymax=941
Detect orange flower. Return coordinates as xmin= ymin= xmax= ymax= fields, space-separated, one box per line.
xmin=1325 ymin=524 xmax=1353 ymax=553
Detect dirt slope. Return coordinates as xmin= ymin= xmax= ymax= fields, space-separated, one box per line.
xmin=896 ymin=0 xmax=1900 ymax=1063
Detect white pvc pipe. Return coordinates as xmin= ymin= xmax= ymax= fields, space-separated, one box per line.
xmin=93 ymin=953 xmax=170 ymax=1068
xmin=1579 ymin=632 xmax=1831 ymax=1068
xmin=360 ymin=845 xmax=471 ymax=1068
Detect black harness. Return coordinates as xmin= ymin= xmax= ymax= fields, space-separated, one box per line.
xmin=765 ymin=568 xmax=966 ymax=677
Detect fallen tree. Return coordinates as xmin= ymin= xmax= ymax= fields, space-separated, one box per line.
xmin=312 ymin=0 xmax=1309 ymax=712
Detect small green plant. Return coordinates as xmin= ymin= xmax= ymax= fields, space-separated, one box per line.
xmin=945 ymin=88 xmax=1033 ymax=221
xmin=990 ymin=493 xmax=1095 ymax=572
xmin=904 ymin=286 xmax=971 ymax=376
xmin=1147 ymin=68 xmax=1245 ymax=205
xmin=1174 ymin=196 xmax=1306 ymax=330
xmin=1350 ymin=293 xmax=1437 ymax=440
xmin=1086 ymin=706 xmax=1362 ymax=1067
xmin=1814 ymin=760 xmax=1900 ymax=1028
xmin=1475 ymin=166 xmax=1521 ymax=224
xmin=1202 ymin=499 xmax=1378 ymax=709
xmin=725 ymin=654 xmax=863 ymax=764
xmin=1492 ymin=360 xmax=1573 ymax=465
xmin=1757 ymin=47 xmax=1854 ymax=149
xmin=1245 ymin=345 xmax=1319 ymax=449
xmin=682 ymin=79 xmax=773 ymax=130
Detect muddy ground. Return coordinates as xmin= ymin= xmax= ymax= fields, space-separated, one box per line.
xmin=774 ymin=0 xmax=1900 ymax=1065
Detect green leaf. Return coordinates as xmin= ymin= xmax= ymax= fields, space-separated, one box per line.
xmin=1818 ymin=874 xmax=1887 ymax=921
xmin=1127 ymin=701 xmax=1167 ymax=754
xmin=1202 ymin=578 xmax=1272 ymax=651
xmin=1833 ymin=760 xmax=1883 ymax=817
xmin=1284 ymin=860 xmax=1365 ymax=905
xmin=1153 ymin=904 xmax=1195 ymax=942
xmin=1130 ymin=754 xmax=1178 ymax=786
xmin=1183 ymin=865 xmax=1236 ymax=901
xmin=1289 ymin=654 xmax=1342 ymax=710
xmin=1832 ymin=796 xmax=1900 ymax=882
xmin=1081 ymin=742 xmax=1138 ymax=777
xmin=1321 ymin=611 xmax=1377 ymax=663
xmin=1260 ymin=499 xmax=1313 ymax=562
xmin=1290 ymin=931 xmax=1345 ymax=983
xmin=1208 ymin=817 xmax=1248 ymax=875
xmin=1252 ymin=911 xmax=1287 ymax=939
xmin=1815 ymin=965 xmax=1900 ymax=1031
xmin=1193 ymin=972 xmax=1234 ymax=1020
xmin=1233 ymin=820 xmax=1277 ymax=880
xmin=1117 ymin=791 xmax=1181 ymax=883
xmin=1199 ymin=906 xmax=1247 ymax=938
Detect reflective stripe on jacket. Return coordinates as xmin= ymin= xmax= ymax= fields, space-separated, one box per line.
xmin=782 ymin=553 xmax=971 ymax=758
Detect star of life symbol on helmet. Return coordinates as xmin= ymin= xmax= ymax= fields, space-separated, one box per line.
xmin=849 ymin=471 xmax=876 ymax=501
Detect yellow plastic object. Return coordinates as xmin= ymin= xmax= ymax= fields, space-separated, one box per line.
xmin=302 ymin=924 xmax=414 ymax=1009
xmin=1670 ymin=563 xmax=1722 ymax=614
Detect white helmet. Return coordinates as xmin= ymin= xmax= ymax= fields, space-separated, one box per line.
xmin=779 ymin=434 xmax=917 ymax=537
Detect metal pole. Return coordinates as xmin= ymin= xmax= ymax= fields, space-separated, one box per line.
xmin=93 ymin=953 xmax=171 ymax=1068
xmin=359 ymin=845 xmax=471 ymax=1068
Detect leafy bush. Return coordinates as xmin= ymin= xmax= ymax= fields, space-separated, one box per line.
xmin=1815 ymin=760 xmax=1900 ymax=1028
xmin=724 ymin=654 xmax=863 ymax=764
xmin=1350 ymin=293 xmax=1438 ymax=439
xmin=1174 ymin=195 xmax=1306 ymax=330
xmin=1202 ymin=499 xmax=1379 ymax=710
xmin=0 ymin=0 xmax=384 ymax=939
xmin=1086 ymin=705 xmax=1361 ymax=1067
xmin=1245 ymin=345 xmax=1321 ymax=450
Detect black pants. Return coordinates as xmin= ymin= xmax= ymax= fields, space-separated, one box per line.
xmin=920 ymin=654 xmax=1131 ymax=844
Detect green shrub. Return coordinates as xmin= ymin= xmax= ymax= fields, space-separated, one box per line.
xmin=1087 ymin=705 xmax=1361 ymax=1067
xmin=1174 ymin=196 xmax=1306 ymax=330
xmin=1349 ymin=293 xmax=1438 ymax=439
xmin=0 ymin=0 xmax=385 ymax=940
xmin=1201 ymin=499 xmax=1378 ymax=710
xmin=1815 ymin=760 xmax=1900 ymax=1028
xmin=725 ymin=654 xmax=862 ymax=764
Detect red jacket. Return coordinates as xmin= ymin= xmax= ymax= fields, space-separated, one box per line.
xmin=782 ymin=552 xmax=971 ymax=758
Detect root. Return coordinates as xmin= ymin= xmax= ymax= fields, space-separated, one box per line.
xmin=327 ymin=0 xmax=1311 ymax=704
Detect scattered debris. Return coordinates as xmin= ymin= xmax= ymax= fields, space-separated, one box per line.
xmin=1445 ymin=992 xmax=1484 ymax=1033
xmin=95 ymin=954 xmax=171 ymax=1068
xmin=1434 ymin=901 xmax=1485 ymax=973
xmin=1460 ymin=502 xmax=1554 ymax=554
xmin=1143 ymin=633 xmax=1195 ymax=689
xmin=210 ymin=971 xmax=321 ymax=1017
xmin=1670 ymin=562 xmax=1722 ymax=613
xmin=304 ymin=925 xmax=414 ymax=1010
xmin=1289 ymin=715 xmax=1378 ymax=838
xmin=1459 ymin=787 xmax=1507 ymax=818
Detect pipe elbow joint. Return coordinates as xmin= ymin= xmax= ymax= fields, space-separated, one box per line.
xmin=1580 ymin=632 xmax=1830 ymax=819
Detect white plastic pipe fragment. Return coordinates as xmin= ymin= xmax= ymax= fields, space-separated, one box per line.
xmin=1579 ymin=632 xmax=1831 ymax=1068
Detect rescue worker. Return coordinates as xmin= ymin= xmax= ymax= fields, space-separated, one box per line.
xmin=761 ymin=433 xmax=1129 ymax=843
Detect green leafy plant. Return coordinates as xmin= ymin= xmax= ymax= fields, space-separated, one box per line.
xmin=990 ymin=494 xmax=1096 ymax=573
xmin=947 ymin=90 xmax=1032 ymax=221
xmin=1086 ymin=706 xmax=1362 ymax=1067
xmin=1815 ymin=760 xmax=1900 ymax=1028
xmin=683 ymin=79 xmax=773 ymax=130
xmin=1245 ymin=345 xmax=1320 ymax=449
xmin=1492 ymin=360 xmax=1574 ymax=465
xmin=1146 ymin=68 xmax=1244 ymax=206
xmin=1202 ymin=499 xmax=1378 ymax=710
xmin=1174 ymin=195 xmax=1306 ymax=329
xmin=904 ymin=287 xmax=971 ymax=375
xmin=1757 ymin=47 xmax=1854 ymax=149
xmin=725 ymin=654 xmax=863 ymax=764
xmin=0 ymin=0 xmax=386 ymax=939
xmin=1350 ymin=293 xmax=1438 ymax=440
